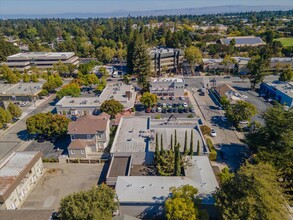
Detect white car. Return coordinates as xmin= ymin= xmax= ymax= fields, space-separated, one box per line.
xmin=162 ymin=103 xmax=167 ymax=108
xmin=20 ymin=102 xmax=28 ymax=107
xmin=157 ymin=107 xmax=162 ymax=113
xmin=179 ymin=96 xmax=185 ymax=100
xmin=210 ymin=129 xmax=217 ymax=137
xmin=183 ymin=102 xmax=188 ymax=108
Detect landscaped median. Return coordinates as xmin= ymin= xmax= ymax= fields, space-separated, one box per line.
xmin=206 ymin=137 xmax=217 ymax=161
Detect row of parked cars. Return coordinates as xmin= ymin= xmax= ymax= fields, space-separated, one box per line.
xmin=145 ymin=103 xmax=195 ymax=114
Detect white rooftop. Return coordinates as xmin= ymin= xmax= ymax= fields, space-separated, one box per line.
xmin=0 ymin=82 xmax=44 ymax=96
xmin=56 ymin=96 xmax=101 ymax=108
xmin=8 ymin=52 xmax=75 ymax=59
xmin=152 ymin=77 xmax=184 ymax=83
xmin=116 ymin=156 xmax=218 ymax=204
xmin=111 ymin=117 xmax=150 ymax=153
xmin=264 ymin=81 xmax=293 ymax=98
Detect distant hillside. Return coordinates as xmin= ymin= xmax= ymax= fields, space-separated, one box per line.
xmin=1 ymin=5 xmax=292 ymax=19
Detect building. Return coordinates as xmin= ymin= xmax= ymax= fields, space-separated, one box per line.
xmin=150 ymin=47 xmax=183 ymax=76
xmin=260 ymin=81 xmax=293 ymax=107
xmin=56 ymin=83 xmax=136 ymax=117
xmin=270 ymin=57 xmax=293 ymax=70
xmin=214 ymin=84 xmax=246 ymax=104
xmin=219 ymin=36 xmax=266 ymax=47
xmin=5 ymin=52 xmax=79 ymax=71
xmin=115 ymin=156 xmax=218 ymax=219
xmin=149 ymin=77 xmax=185 ymax=97
xmin=67 ymin=114 xmax=110 ymax=159
xmin=0 ymin=151 xmax=43 ymax=210
xmin=0 ymin=81 xmax=44 ymax=102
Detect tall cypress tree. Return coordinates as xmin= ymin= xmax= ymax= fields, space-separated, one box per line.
xmin=155 ymin=133 xmax=159 ymax=163
xmin=196 ymin=140 xmax=200 ymax=156
xmin=189 ymin=129 xmax=194 ymax=156
xmin=174 ymin=143 xmax=181 ymax=176
xmin=174 ymin=129 xmax=177 ymax=147
xmin=160 ymin=134 xmax=165 ymax=155
xmin=183 ymin=130 xmax=188 ymax=155
xmin=170 ymin=134 xmax=173 ymax=151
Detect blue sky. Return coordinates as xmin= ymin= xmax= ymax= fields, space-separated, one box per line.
xmin=1 ymin=0 xmax=293 ymax=14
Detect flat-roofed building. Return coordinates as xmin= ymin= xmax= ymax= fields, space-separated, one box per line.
xmin=149 ymin=77 xmax=185 ymax=97
xmin=56 ymin=83 xmax=136 ymax=117
xmin=115 ymin=156 xmax=218 ymax=219
xmin=150 ymin=47 xmax=183 ymax=76
xmin=5 ymin=52 xmax=79 ymax=71
xmin=0 ymin=151 xmax=43 ymax=210
xmin=261 ymin=81 xmax=293 ymax=107
xmin=219 ymin=36 xmax=266 ymax=47
xmin=0 ymin=81 xmax=44 ymax=102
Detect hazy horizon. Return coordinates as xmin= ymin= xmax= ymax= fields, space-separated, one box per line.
xmin=1 ymin=0 xmax=293 ymax=15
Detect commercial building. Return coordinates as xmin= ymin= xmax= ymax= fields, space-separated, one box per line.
xmin=67 ymin=114 xmax=111 ymax=159
xmin=150 ymin=47 xmax=183 ymax=76
xmin=0 ymin=82 xmax=44 ymax=102
xmin=149 ymin=77 xmax=185 ymax=97
xmin=260 ymin=81 xmax=293 ymax=107
xmin=5 ymin=52 xmax=79 ymax=71
xmin=56 ymin=83 xmax=136 ymax=117
xmin=115 ymin=156 xmax=218 ymax=219
xmin=219 ymin=36 xmax=266 ymax=47
xmin=214 ymin=84 xmax=247 ymax=104
xmin=0 ymin=151 xmax=43 ymax=210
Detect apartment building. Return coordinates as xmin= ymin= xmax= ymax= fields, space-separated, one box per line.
xmin=6 ymin=52 xmax=79 ymax=71
xmin=149 ymin=77 xmax=185 ymax=97
xmin=0 ymin=151 xmax=43 ymax=210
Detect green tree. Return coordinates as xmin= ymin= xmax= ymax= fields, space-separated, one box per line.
xmin=157 ymin=150 xmax=175 ymax=176
xmin=215 ymin=163 xmax=288 ymax=220
xmin=154 ymin=133 xmax=160 ymax=164
xmin=100 ymin=99 xmax=124 ymax=118
xmin=184 ymin=46 xmax=202 ymax=75
xmin=174 ymin=129 xmax=177 ymax=147
xmin=174 ymin=143 xmax=181 ymax=176
xmin=0 ymin=65 xmax=20 ymax=84
xmin=218 ymin=167 xmax=234 ymax=184
xmin=183 ymin=130 xmax=188 ymax=155
xmin=140 ymin=92 xmax=158 ymax=108
xmin=95 ymin=77 xmax=106 ymax=93
xmin=59 ymin=184 xmax=117 ymax=220
xmin=221 ymin=55 xmax=235 ymax=74
xmin=0 ymin=107 xmax=12 ymax=128
xmin=165 ymin=185 xmax=199 ymax=220
xmin=96 ymin=46 xmax=115 ymax=64
xmin=189 ymin=130 xmax=194 ymax=155
xmin=160 ymin=134 xmax=165 ymax=155
xmin=85 ymin=74 xmax=99 ymax=85
xmin=170 ymin=134 xmax=173 ymax=151
xmin=42 ymin=75 xmax=63 ymax=92
xmin=247 ymin=55 xmax=269 ymax=89
xmin=53 ymin=60 xmax=69 ymax=75
xmin=7 ymin=102 xmax=22 ymax=118
xmin=279 ymin=65 xmax=293 ymax=82
xmin=225 ymin=100 xmax=257 ymax=127
xmin=220 ymin=96 xmax=230 ymax=110
xmin=196 ymin=140 xmax=200 ymax=156
xmin=57 ymin=83 xmax=81 ymax=99
xmin=23 ymin=73 xmax=30 ymax=82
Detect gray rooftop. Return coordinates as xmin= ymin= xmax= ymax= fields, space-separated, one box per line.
xmin=116 ymin=156 xmax=218 ymax=204
xmin=7 ymin=52 xmax=75 ymax=60
xmin=0 ymin=82 xmax=44 ymax=96
xmin=110 ymin=117 xmax=150 ymax=153
xmin=220 ymin=36 xmax=265 ymax=46
xmin=56 ymin=96 xmax=101 ymax=108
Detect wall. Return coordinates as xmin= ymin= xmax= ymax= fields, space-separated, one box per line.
xmin=119 ymin=203 xmax=164 ymax=219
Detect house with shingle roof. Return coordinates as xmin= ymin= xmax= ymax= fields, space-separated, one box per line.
xmin=67 ymin=115 xmax=110 ymax=159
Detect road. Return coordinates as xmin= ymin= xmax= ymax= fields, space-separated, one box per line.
xmin=0 ymin=95 xmax=56 ymax=161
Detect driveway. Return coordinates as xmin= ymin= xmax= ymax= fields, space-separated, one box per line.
xmin=21 ymin=163 xmax=105 ymax=210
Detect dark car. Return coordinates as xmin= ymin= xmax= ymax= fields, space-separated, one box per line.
xmin=157 ymin=103 xmax=162 ymax=107
xmin=199 ymin=92 xmax=205 ymax=96
xmin=172 ymin=103 xmax=178 ymax=108
xmin=223 ymin=76 xmax=231 ymax=79
xmin=162 ymin=108 xmax=167 ymax=113
xmin=183 ymin=108 xmax=189 ymax=113
xmin=168 ymin=108 xmax=173 ymax=113
xmin=173 ymin=108 xmax=178 ymax=113
xmin=151 ymin=108 xmax=156 ymax=113
xmin=178 ymin=108 xmax=184 ymax=113
xmin=37 ymin=135 xmax=46 ymax=143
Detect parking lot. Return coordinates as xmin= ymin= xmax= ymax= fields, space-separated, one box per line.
xmin=21 ymin=163 xmax=104 ymax=210
xmin=135 ymin=96 xmax=196 ymax=118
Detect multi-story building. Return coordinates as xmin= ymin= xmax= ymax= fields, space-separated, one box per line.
xmin=261 ymin=81 xmax=293 ymax=107
xmin=5 ymin=52 xmax=79 ymax=71
xmin=0 ymin=151 xmax=43 ymax=210
xmin=55 ymin=83 xmax=137 ymax=117
xmin=150 ymin=47 xmax=183 ymax=76
xmin=67 ymin=114 xmax=111 ymax=159
xmin=149 ymin=77 xmax=185 ymax=97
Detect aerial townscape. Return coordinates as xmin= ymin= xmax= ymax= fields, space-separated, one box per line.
xmin=0 ymin=0 xmax=293 ymax=220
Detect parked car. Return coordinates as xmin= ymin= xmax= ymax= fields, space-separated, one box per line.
xmin=210 ymin=129 xmax=217 ymax=137
xmin=161 ymin=96 xmax=166 ymax=100
xmin=162 ymin=108 xmax=167 ymax=113
xmin=189 ymin=107 xmax=195 ymax=113
xmin=166 ymin=103 xmax=172 ymax=108
xmin=172 ymin=103 xmax=178 ymax=108
xmin=145 ymin=108 xmax=151 ymax=113
xmin=179 ymin=96 xmax=185 ymax=100
xmin=199 ymin=92 xmax=205 ymax=96
xmin=167 ymin=108 xmax=173 ymax=113
xmin=151 ymin=108 xmax=156 ymax=113
xmin=162 ymin=103 xmax=167 ymax=108
xmin=183 ymin=108 xmax=189 ymax=113
xmin=20 ymin=102 xmax=28 ymax=107
xmin=157 ymin=103 xmax=162 ymax=107
xmin=178 ymin=108 xmax=184 ymax=113
xmin=223 ymin=76 xmax=231 ymax=79
xmin=157 ymin=107 xmax=162 ymax=113
xmin=173 ymin=108 xmax=178 ymax=113
xmin=183 ymin=102 xmax=188 ymax=108
xmin=170 ymin=96 xmax=175 ymax=100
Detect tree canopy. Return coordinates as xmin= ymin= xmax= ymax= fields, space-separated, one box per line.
xmin=7 ymin=102 xmax=22 ymax=118
xmin=140 ymin=92 xmax=158 ymax=108
xmin=59 ymin=184 xmax=117 ymax=220
xmin=57 ymin=83 xmax=81 ymax=99
xmin=184 ymin=46 xmax=202 ymax=74
xmin=100 ymin=99 xmax=124 ymax=118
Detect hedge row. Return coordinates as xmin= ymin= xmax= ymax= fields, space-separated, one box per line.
xmin=206 ymin=138 xmax=217 ymax=161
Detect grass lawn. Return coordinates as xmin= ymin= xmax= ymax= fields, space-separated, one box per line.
xmin=276 ymin=38 xmax=293 ymax=47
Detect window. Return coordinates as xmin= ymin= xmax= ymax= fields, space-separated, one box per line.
xmin=81 ymin=150 xmax=85 ymax=154
xmin=87 ymin=134 xmax=91 ymax=140
xmin=71 ymin=135 xmax=75 ymax=140
xmin=70 ymin=150 xmax=75 ymax=155
xmin=98 ymin=133 xmax=102 ymax=139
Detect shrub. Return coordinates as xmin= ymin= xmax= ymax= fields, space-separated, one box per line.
xmin=187 ymin=114 xmax=194 ymax=118
xmin=206 ymin=138 xmax=217 ymax=161
xmin=155 ymin=115 xmax=161 ymax=119
xmin=200 ymin=125 xmax=211 ymax=136
xmin=42 ymin=157 xmax=59 ymax=163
